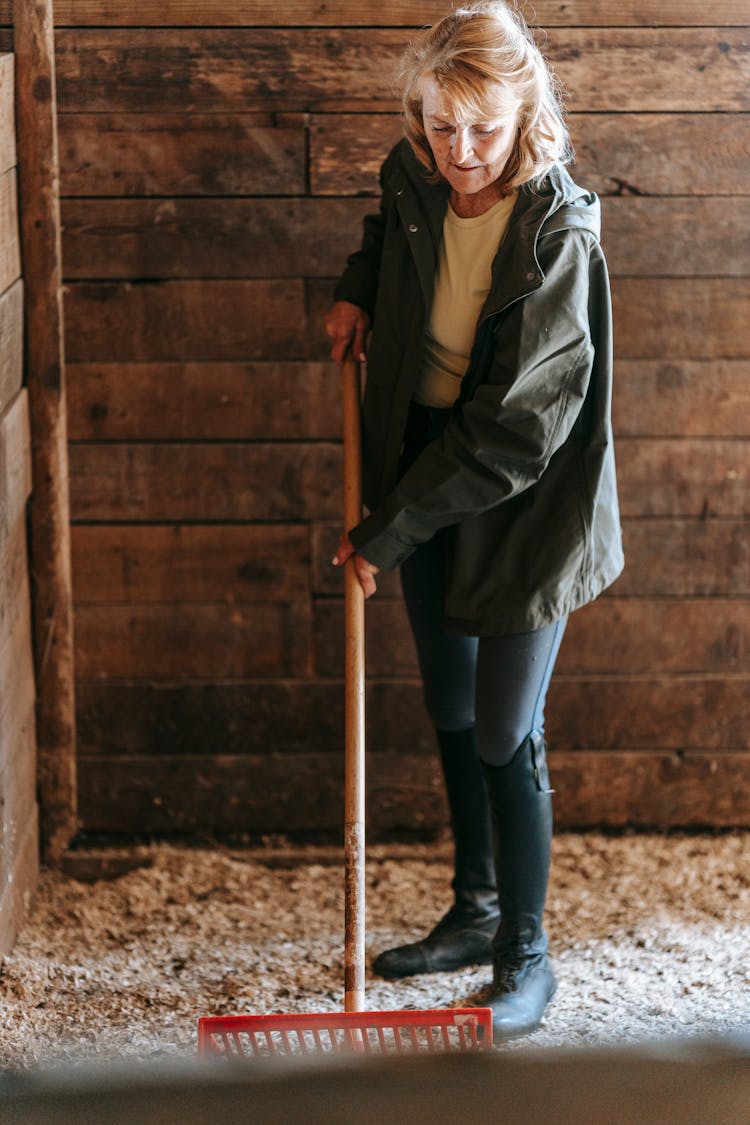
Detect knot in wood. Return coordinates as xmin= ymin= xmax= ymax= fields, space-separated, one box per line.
xmin=32 ymin=75 xmax=52 ymax=103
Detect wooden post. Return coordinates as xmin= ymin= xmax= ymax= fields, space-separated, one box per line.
xmin=13 ymin=0 xmax=77 ymax=861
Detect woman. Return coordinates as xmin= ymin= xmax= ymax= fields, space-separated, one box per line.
xmin=327 ymin=0 xmax=623 ymax=1041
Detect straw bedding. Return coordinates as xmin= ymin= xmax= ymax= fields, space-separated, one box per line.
xmin=0 ymin=832 xmax=747 ymax=1068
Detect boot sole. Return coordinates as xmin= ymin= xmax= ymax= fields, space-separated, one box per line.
xmin=373 ymin=954 xmax=492 ymax=981
xmin=374 ymin=949 xmax=495 ymax=980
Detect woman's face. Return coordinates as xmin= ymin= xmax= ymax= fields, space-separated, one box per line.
xmin=421 ymin=77 xmax=520 ymax=198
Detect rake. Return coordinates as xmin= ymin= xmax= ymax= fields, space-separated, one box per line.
xmin=198 ymin=357 xmax=493 ymax=1058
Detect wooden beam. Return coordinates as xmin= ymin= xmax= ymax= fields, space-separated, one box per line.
xmin=63 ymin=360 xmax=750 ymax=443
xmin=0 ymin=166 xmax=20 ymax=292
xmin=74 ymin=749 xmax=750 ymax=834
xmin=57 ymin=112 xmax=306 ymax=197
xmin=0 ymin=276 xmax=22 ymax=415
xmin=63 ymin=279 xmax=308 ymax=362
xmin=57 ymin=195 xmax=750 ymax=280
xmin=0 ymin=574 xmax=36 ymax=768
xmin=0 ymin=54 xmax=16 ymax=177
xmin=52 ymin=29 xmax=749 ymax=114
xmin=70 ymin=524 xmax=311 ymax=603
xmin=313 ymin=596 xmax=750 ymax=680
xmin=73 ymin=677 xmax=750 ymax=760
xmin=309 ymin=516 xmax=750 ymax=600
xmin=73 ymin=602 xmax=313 ymax=679
xmin=305 ymin=277 xmax=750 ymax=362
xmin=13 ymin=0 xmax=77 ymax=861
xmin=59 ymin=197 xmax=375 ymax=280
xmin=68 ymin=591 xmax=750 ymax=680
xmin=0 ymin=799 xmax=38 ymax=954
xmin=615 ymin=438 xmax=748 ymax=518
xmin=0 ymin=708 xmax=37 ymax=891
xmin=67 ymin=442 xmax=342 ymax=522
xmin=612 ymin=361 xmax=750 ymax=438
xmin=65 ymin=361 xmax=340 ymax=441
xmin=0 ymin=517 xmax=31 ymax=632
xmin=312 ymin=598 xmax=750 ymax=678
xmin=309 ymin=112 xmax=750 ymax=197
xmin=0 ymin=390 xmax=32 ymax=539
xmin=613 ymin=520 xmax=750 ymax=598
xmin=64 ymin=435 xmax=749 ymax=523
xmin=0 ymin=1 xmax=746 ymax=26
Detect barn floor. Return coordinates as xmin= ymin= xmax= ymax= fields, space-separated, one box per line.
xmin=0 ymin=832 xmax=747 ymax=1069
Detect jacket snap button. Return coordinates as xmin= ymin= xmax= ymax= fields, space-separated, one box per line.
xmin=408 ymin=223 xmax=419 ymax=233
xmin=526 ymin=271 xmax=538 ymax=281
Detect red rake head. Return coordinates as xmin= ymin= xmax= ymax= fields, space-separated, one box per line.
xmin=198 ymin=1009 xmax=493 ymax=1057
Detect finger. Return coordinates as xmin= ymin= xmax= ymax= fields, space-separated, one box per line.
xmin=325 ymin=312 xmax=347 ymax=339
xmin=352 ymin=323 xmax=368 ymax=363
xmin=360 ymin=570 xmax=377 ymax=598
xmin=330 ymin=337 xmax=349 ymax=366
xmin=354 ymin=557 xmax=378 ymax=598
xmin=332 ymin=535 xmax=355 ymax=566
xmin=330 ymin=341 xmax=343 ymax=366
xmin=332 ymin=327 xmax=357 ymax=366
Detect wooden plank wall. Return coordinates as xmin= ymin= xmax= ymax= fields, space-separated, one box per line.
xmin=0 ymin=51 xmax=39 ymax=949
xmin=20 ymin=1 xmax=749 ymax=837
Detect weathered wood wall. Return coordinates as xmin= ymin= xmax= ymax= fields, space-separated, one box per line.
xmin=0 ymin=51 xmax=38 ymax=948
xmin=23 ymin=2 xmax=750 ymax=836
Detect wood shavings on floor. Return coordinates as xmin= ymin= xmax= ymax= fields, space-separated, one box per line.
xmin=0 ymin=833 xmax=748 ymax=1068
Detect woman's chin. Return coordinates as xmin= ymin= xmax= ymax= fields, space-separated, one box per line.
xmin=445 ymin=167 xmax=491 ymax=194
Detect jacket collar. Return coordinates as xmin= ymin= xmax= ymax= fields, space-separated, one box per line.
xmin=390 ymin=145 xmax=450 ymax=310
xmin=479 ymin=164 xmax=601 ymax=319
xmin=388 ymin=141 xmax=600 ymax=320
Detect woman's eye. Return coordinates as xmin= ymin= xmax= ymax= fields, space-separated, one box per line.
xmin=474 ymin=128 xmax=496 ymax=137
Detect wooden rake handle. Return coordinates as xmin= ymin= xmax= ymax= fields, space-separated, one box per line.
xmin=342 ymin=356 xmax=366 ymax=1013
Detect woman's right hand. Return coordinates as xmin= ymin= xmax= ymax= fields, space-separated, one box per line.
xmin=324 ymin=300 xmax=371 ymax=366
xmin=332 ymin=534 xmax=380 ymax=598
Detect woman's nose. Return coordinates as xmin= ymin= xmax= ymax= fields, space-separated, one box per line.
xmin=451 ymin=127 xmax=474 ymax=162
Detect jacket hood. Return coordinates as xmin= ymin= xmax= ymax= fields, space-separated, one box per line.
xmin=395 ymin=139 xmax=601 ymax=242
xmin=388 ymin=139 xmax=602 ymax=338
xmin=529 ymin=163 xmax=601 ymax=241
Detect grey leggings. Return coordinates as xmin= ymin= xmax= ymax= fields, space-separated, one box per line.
xmin=400 ymin=531 xmax=566 ymax=767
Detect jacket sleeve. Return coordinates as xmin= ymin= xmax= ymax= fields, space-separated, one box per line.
xmin=349 ymin=227 xmax=601 ymax=569
xmin=332 ymin=149 xmax=399 ymax=318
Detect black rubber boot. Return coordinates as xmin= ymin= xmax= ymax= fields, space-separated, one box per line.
xmin=481 ymin=731 xmax=557 ymax=1041
xmin=373 ymin=726 xmax=500 ymax=979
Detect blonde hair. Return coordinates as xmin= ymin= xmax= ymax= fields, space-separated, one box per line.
xmin=401 ymin=1 xmax=571 ymax=190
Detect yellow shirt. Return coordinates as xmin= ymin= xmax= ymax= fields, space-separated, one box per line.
xmin=413 ymin=191 xmax=518 ymax=409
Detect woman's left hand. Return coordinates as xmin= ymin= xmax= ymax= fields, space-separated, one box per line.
xmin=332 ymin=535 xmax=380 ymax=598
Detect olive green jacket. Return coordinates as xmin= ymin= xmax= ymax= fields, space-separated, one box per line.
xmin=335 ymin=140 xmax=624 ymax=634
